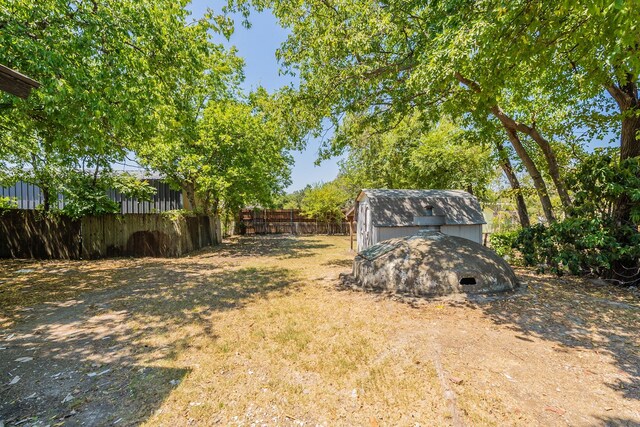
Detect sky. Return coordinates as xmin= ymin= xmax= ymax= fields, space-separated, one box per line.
xmin=187 ymin=1 xmax=343 ymax=192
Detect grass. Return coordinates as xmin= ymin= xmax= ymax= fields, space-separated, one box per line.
xmin=1 ymin=235 xmax=639 ymax=426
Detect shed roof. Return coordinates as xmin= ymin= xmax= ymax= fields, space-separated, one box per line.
xmin=356 ymin=189 xmax=485 ymax=226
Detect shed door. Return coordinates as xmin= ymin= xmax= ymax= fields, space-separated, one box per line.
xmin=365 ymin=207 xmax=372 ymax=248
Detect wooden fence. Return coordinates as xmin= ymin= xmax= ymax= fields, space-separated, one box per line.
xmin=0 ymin=210 xmax=220 ymax=259
xmin=237 ymin=209 xmax=350 ymax=235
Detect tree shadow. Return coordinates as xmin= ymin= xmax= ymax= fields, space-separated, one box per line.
xmin=0 ymin=262 xmax=300 ymax=425
xmin=592 ymin=415 xmax=640 ymax=426
xmin=477 ymin=270 xmax=640 ymax=401
xmin=202 ymin=235 xmax=332 ymax=259
xmin=322 ymin=258 xmax=354 ymax=268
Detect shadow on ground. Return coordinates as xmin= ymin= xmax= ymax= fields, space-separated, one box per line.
xmin=322 ymin=258 xmax=354 ymax=268
xmin=477 ymin=270 xmax=640 ymax=401
xmin=204 ymin=235 xmax=332 ymax=259
xmin=337 ymin=266 xmax=640 ymax=406
xmin=0 ymin=259 xmax=300 ymax=425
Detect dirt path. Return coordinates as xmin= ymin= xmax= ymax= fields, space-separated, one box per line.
xmin=1 ymin=235 xmax=639 ymax=426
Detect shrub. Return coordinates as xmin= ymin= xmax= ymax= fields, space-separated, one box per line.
xmin=489 ymin=230 xmax=519 ymax=260
xmin=511 ymin=149 xmax=640 ymax=284
xmin=0 ymin=196 xmax=17 ymax=212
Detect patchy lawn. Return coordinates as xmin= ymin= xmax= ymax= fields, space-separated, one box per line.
xmin=0 ymin=235 xmax=639 ymax=426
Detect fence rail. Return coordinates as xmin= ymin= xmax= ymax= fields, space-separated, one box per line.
xmin=237 ymin=209 xmax=350 ymax=235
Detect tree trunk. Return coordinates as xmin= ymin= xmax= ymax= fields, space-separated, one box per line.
xmin=613 ymin=112 xmax=640 ymax=227
xmin=502 ymin=126 xmax=556 ymax=223
xmin=453 ymin=72 xmax=558 ymax=221
xmin=607 ymin=80 xmax=640 ymax=226
xmin=525 ymin=128 xmax=572 ymax=211
xmin=41 ymin=186 xmax=51 ymax=212
xmin=605 ymin=78 xmax=640 ymax=284
xmin=184 ymin=183 xmax=197 ymax=212
xmin=496 ymin=141 xmax=531 ymax=228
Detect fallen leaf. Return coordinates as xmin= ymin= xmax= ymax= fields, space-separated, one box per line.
xmin=8 ymin=375 xmax=20 ymax=385
xmin=15 ymin=357 xmax=33 ymax=363
xmin=545 ymin=406 xmax=566 ymax=415
xmin=449 ymin=376 xmax=464 ymax=385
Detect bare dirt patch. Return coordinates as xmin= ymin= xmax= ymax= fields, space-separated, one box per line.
xmin=1 ymin=235 xmax=639 ymax=426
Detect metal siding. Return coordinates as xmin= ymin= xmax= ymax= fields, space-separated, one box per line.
xmin=1 ymin=179 xmax=182 ymax=213
xmin=440 ymin=225 xmax=483 ymax=244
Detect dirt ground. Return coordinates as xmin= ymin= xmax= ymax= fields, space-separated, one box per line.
xmin=0 ymin=235 xmax=639 ymax=426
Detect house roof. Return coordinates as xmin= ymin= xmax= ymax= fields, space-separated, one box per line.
xmin=0 ymin=64 xmax=40 ymax=99
xmin=356 ymin=189 xmax=486 ymax=226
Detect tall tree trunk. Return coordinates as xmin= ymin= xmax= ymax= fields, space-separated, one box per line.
xmin=606 ymin=80 xmax=640 ymax=226
xmin=521 ymin=127 xmax=572 ymax=211
xmin=454 ymin=72 xmax=567 ymax=218
xmin=488 ymin=106 xmax=570 ymax=214
xmin=503 ymin=126 xmax=556 ymax=223
xmin=605 ymin=77 xmax=640 ymax=284
xmin=496 ymin=141 xmax=531 ymax=228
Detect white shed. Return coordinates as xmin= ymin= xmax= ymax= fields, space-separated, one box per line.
xmin=355 ymin=189 xmax=485 ymax=251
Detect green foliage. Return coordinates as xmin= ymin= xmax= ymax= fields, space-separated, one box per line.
xmin=489 ymin=231 xmax=520 ymax=260
xmin=336 ymin=116 xmax=497 ymax=200
xmin=568 ymin=149 xmax=640 ymax=225
xmin=274 ymin=186 xmax=311 ymax=209
xmin=0 ymin=0 xmax=245 ymax=214
xmin=511 ymin=151 xmax=640 ymax=282
xmin=0 ymin=196 xmax=17 ymax=212
xmin=160 ymin=209 xmax=194 ymax=221
xmin=0 ymin=0 xmax=293 ymax=219
xmin=300 ymin=181 xmax=351 ymax=224
xmin=140 ymin=94 xmax=294 ymax=217
xmin=58 ymin=172 xmax=156 ymax=219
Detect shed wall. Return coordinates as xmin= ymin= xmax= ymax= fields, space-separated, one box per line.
xmin=375 ymin=224 xmax=482 ymax=246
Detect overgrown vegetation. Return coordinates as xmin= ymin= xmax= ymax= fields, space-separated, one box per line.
xmin=490 ymin=149 xmax=640 ymax=284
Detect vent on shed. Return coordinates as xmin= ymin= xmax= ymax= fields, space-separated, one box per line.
xmin=459 ymin=277 xmax=477 ymax=286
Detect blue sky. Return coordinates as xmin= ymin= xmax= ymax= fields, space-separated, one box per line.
xmin=187 ymin=1 xmax=342 ymax=192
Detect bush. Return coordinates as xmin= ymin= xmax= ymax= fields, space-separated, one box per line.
xmin=0 ymin=196 xmax=17 ymax=212
xmin=489 ymin=230 xmax=519 ymax=260
xmin=511 ymin=149 xmax=640 ymax=283
xmin=512 ymin=219 xmax=640 ymax=278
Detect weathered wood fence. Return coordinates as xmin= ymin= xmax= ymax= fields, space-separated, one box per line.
xmin=237 ymin=209 xmax=350 ymax=235
xmin=0 ymin=210 xmax=221 ymax=259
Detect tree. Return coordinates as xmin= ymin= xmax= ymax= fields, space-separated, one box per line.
xmin=274 ymin=185 xmax=311 ymax=209
xmin=230 ymin=0 xmax=618 ymax=223
xmin=139 ymin=92 xmax=294 ymax=218
xmin=197 ymin=96 xmax=294 ymax=217
xmin=335 ymin=115 xmax=498 ymax=200
xmin=0 ymin=0 xmax=228 ymax=211
xmin=300 ymin=181 xmax=350 ymax=225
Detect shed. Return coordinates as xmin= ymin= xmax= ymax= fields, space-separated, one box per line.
xmin=355 ymin=189 xmax=485 ymax=251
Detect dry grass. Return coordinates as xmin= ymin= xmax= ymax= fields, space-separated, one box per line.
xmin=1 ymin=235 xmax=639 ymax=426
